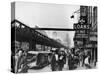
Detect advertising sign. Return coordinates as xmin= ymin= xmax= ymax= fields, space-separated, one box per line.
xmin=74 ymin=23 xmax=90 ymax=38
xmin=74 ymin=23 xmax=90 ymax=30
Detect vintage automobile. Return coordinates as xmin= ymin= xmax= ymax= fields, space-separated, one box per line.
xmin=27 ymin=51 xmax=52 ymax=69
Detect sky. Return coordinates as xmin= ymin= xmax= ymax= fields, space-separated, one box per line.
xmin=13 ymin=2 xmax=80 ymax=47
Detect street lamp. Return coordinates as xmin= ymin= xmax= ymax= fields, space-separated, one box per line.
xmin=70 ymin=9 xmax=80 ymax=19
xmin=70 ymin=15 xmax=74 ymax=19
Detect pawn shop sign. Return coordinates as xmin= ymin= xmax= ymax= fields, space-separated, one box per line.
xmin=74 ymin=24 xmax=90 ymax=30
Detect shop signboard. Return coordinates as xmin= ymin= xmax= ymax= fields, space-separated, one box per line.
xmin=74 ymin=23 xmax=90 ymax=30
xmin=73 ymin=23 xmax=90 ymax=38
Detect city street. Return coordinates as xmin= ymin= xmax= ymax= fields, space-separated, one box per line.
xmin=28 ymin=59 xmax=95 ymax=73
xmin=28 ymin=63 xmax=96 ymax=73
xmin=28 ymin=64 xmax=69 ymax=73
xmin=11 ymin=3 xmax=97 ymax=73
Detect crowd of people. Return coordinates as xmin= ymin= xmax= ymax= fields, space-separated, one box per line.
xmin=68 ymin=47 xmax=97 ymax=70
xmin=11 ymin=41 xmax=29 ymax=73
xmin=50 ymin=49 xmax=66 ymax=71
xmin=11 ymin=42 xmax=96 ymax=73
xmin=50 ymin=47 xmax=96 ymax=71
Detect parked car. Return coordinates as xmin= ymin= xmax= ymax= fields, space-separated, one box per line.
xmin=27 ymin=51 xmax=52 ymax=69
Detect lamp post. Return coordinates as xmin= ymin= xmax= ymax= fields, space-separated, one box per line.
xmin=70 ymin=9 xmax=80 ymax=19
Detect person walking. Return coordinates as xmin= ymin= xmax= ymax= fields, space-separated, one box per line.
xmin=58 ymin=51 xmax=66 ymax=71
xmin=51 ymin=51 xmax=57 ymax=71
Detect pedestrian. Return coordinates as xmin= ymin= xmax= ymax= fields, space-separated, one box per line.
xmin=82 ymin=51 xmax=87 ymax=67
xmin=51 ymin=51 xmax=57 ymax=71
xmin=58 ymin=51 xmax=66 ymax=71
xmin=68 ymin=52 xmax=75 ymax=70
xmin=15 ymin=49 xmax=24 ymax=73
xmin=19 ymin=50 xmax=29 ymax=73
